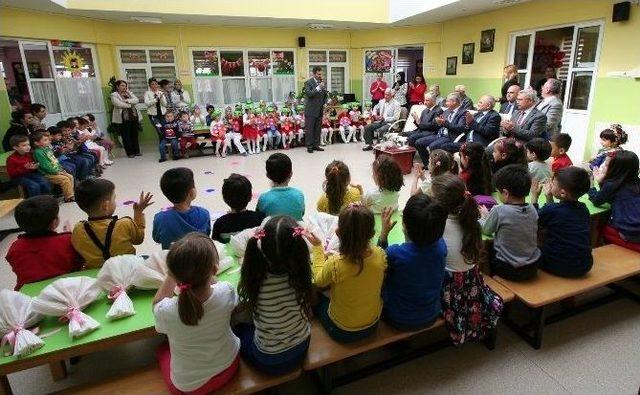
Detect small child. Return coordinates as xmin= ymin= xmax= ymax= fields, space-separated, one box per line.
xmin=363 ymin=155 xmax=403 ymax=213
xmin=6 ymin=135 xmax=52 ymax=197
xmin=255 ymin=109 xmax=268 ymax=152
xmin=153 ymin=168 xmax=211 ymax=249
xmin=205 ymin=104 xmax=216 ymax=126
xmin=236 ymin=216 xmax=312 ymax=374
xmin=480 ymin=165 xmax=540 ymax=281
xmin=153 ymin=233 xmax=240 ymax=394
xmin=321 ymin=112 xmax=332 ymax=146
xmin=6 ymin=196 xmax=83 ymax=290
xmin=589 ymin=151 xmax=640 ymax=252
xmin=209 ymin=113 xmax=229 ymax=157
xmin=338 ymin=108 xmax=354 ymax=144
xmin=378 ymin=195 xmax=448 ymax=331
xmin=212 ymin=174 xmax=266 ymax=243
xmin=257 ymin=153 xmax=305 ymax=220
xmin=225 ymin=108 xmax=247 ymax=156
xmin=190 ymin=105 xmax=208 ymax=129
xmin=531 ymin=166 xmax=593 ymax=277
xmin=349 ymin=104 xmax=365 ymax=142
xmin=77 ymin=117 xmax=112 ymax=167
xmin=177 ymin=111 xmax=197 ymax=158
xmin=589 ymin=124 xmax=627 ymax=169
xmin=307 ymin=204 xmax=386 ymax=343
xmin=491 ymin=138 xmax=527 ymax=173
xmin=57 ymin=121 xmax=97 ymax=178
xmin=243 ymin=108 xmax=260 ymax=154
xmin=265 ymin=109 xmax=282 ymax=149
xmin=85 ymin=113 xmax=114 ymax=153
xmin=411 ymin=149 xmax=455 ymax=196
xmin=317 ymin=160 xmax=363 ymax=215
xmin=280 ymin=109 xmax=295 ymax=149
xmin=294 ymin=106 xmax=305 ymax=145
xmin=459 ymin=142 xmax=493 ymax=196
xmin=432 ymin=174 xmax=503 ymax=344
xmin=550 ymin=133 xmax=573 ymax=174
xmin=72 ymin=179 xmax=153 ymax=268
xmin=525 ymin=138 xmax=552 ymax=183
xmin=157 ymin=110 xmax=181 ymax=163
xmin=32 ymin=131 xmax=75 ymax=202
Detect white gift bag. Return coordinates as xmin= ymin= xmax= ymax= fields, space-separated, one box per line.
xmin=0 ymin=290 xmax=44 ymax=357
xmin=214 ymin=241 xmax=234 ymax=274
xmin=306 ymin=212 xmax=341 ymax=254
xmin=96 ymin=255 xmax=143 ymax=320
xmin=229 ymin=226 xmax=259 ymax=259
xmin=32 ymin=277 xmax=102 ymax=339
xmin=132 ymin=251 xmax=170 ymax=290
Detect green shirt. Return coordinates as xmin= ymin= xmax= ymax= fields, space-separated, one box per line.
xmin=34 ymin=147 xmax=61 ymax=175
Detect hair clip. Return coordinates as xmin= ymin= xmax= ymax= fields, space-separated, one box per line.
xmin=177 ymin=282 xmax=191 ymax=292
xmin=608 ymin=151 xmax=617 ymax=159
xmin=292 ymin=226 xmax=305 ymax=238
xmin=329 ymin=166 xmax=339 ymax=174
xmin=253 ymin=228 xmax=266 ymax=240
xmin=347 ymin=202 xmax=362 ymax=210
xmin=435 ymin=160 xmax=442 ymax=167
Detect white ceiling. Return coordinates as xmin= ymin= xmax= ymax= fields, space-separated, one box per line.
xmin=0 ymin=0 xmax=531 ymax=28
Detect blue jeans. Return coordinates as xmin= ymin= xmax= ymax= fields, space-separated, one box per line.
xmin=415 ymin=134 xmax=451 ymax=165
xmin=59 ymin=159 xmax=76 ymax=178
xmin=233 ymin=324 xmax=309 ymax=375
xmin=15 ymin=173 xmax=52 ymax=197
xmin=160 ymin=139 xmax=180 ymax=160
xmin=267 ymin=128 xmax=282 ymax=147
xmin=65 ymin=155 xmax=91 ymax=180
xmin=314 ymin=294 xmax=378 ymax=343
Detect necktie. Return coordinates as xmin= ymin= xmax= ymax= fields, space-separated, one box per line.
xmin=154 ymin=93 xmax=162 ymax=116
xmin=517 ymin=111 xmax=526 ymax=125
xmin=508 ymin=104 xmax=514 ymax=114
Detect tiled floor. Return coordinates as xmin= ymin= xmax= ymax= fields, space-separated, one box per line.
xmin=1 ymin=143 xmax=639 ymax=394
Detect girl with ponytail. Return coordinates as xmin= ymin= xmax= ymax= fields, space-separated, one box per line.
xmin=317 ymin=160 xmax=362 ymax=215
xmin=431 ymin=174 xmax=503 ymax=345
xmin=153 ymin=232 xmax=240 ymax=394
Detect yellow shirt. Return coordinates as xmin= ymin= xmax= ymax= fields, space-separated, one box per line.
xmin=71 ymin=216 xmax=145 ymax=269
xmin=311 ymin=244 xmax=387 ymax=331
xmin=316 ymin=185 xmax=362 ymax=215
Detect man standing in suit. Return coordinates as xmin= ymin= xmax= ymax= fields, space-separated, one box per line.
xmin=536 ymin=78 xmax=563 ymax=138
xmin=500 ymin=88 xmax=547 ymax=142
xmin=304 ymin=66 xmax=328 ymax=153
xmin=406 ymin=92 xmax=443 ymax=147
xmin=441 ymin=95 xmax=501 ymax=153
xmin=499 ymin=84 xmax=521 ymax=115
xmin=414 ymin=93 xmax=469 ymax=165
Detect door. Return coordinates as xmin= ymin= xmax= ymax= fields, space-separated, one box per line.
xmin=363 ymin=48 xmax=396 ymax=102
xmin=510 ymin=32 xmax=535 ymax=88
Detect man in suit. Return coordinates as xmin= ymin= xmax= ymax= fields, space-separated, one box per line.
xmin=455 ymin=85 xmax=475 ymax=111
xmin=500 ymin=88 xmax=547 ymax=142
xmin=304 ymin=66 xmax=328 ymax=153
xmin=536 ymin=78 xmax=563 ymax=138
xmin=362 ymin=89 xmax=401 ymax=151
xmin=414 ymin=93 xmax=468 ymax=165
xmin=406 ymin=92 xmax=443 ymax=147
xmin=499 ymin=84 xmax=521 ymax=115
xmin=441 ymin=95 xmax=501 ymax=153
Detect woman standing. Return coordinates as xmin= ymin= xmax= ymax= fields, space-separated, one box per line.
xmin=144 ymin=77 xmax=167 ymax=127
xmin=110 ymin=80 xmax=142 ymax=158
xmin=500 ymin=64 xmax=520 ymax=104
xmin=392 ymin=71 xmax=408 ymax=108
xmin=407 ymin=74 xmax=427 ymax=108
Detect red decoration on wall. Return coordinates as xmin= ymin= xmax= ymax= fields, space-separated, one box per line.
xmin=221 ymin=56 xmax=243 ymax=74
xmin=250 ymin=58 xmax=270 ymax=72
xmin=533 ymin=39 xmax=565 ymax=72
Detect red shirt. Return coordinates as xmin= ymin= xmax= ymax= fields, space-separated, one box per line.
xmin=551 ymin=154 xmax=573 ymax=174
xmin=407 ymin=82 xmax=427 ymax=104
xmin=370 ymin=80 xmax=388 ymax=101
xmin=6 ymin=232 xmax=83 ymax=290
xmin=6 ymin=151 xmax=37 ymax=179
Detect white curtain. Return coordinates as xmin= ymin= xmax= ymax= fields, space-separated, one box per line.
xmin=249 ymin=78 xmax=272 ymax=103
xmin=222 ymin=79 xmax=247 ymax=104
xmin=272 ymin=76 xmax=296 ymax=103
xmin=56 ymin=78 xmax=104 ymax=114
xmin=193 ymin=77 xmax=224 ymax=107
xmin=30 ymin=81 xmax=60 ymax=113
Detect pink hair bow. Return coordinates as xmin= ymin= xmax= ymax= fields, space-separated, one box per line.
xmin=253 ymin=228 xmax=266 ymax=240
xmin=177 ymin=283 xmax=191 ymax=292
xmin=292 ymin=227 xmax=305 ymax=238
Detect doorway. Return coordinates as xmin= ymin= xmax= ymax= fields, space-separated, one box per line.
xmin=362 ymin=46 xmax=424 ymax=102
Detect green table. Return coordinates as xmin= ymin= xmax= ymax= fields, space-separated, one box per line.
xmin=490 ymin=192 xmax=610 ymax=215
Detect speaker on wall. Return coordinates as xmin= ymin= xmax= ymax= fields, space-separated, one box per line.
xmin=298 ymin=36 xmax=306 ymax=47
xmin=613 ymin=1 xmax=631 ymax=22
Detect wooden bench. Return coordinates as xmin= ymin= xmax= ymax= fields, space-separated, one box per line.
xmin=0 ymin=198 xmax=22 ymax=242
xmin=58 ymin=358 xmax=301 ymax=395
xmin=303 ymin=276 xmax=514 ymax=392
xmin=495 ymin=244 xmax=640 ymax=349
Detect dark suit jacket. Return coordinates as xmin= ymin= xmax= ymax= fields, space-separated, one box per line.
xmin=304 ymin=77 xmax=328 ymax=118
xmin=417 ymin=105 xmax=444 ymax=132
xmin=510 ymin=107 xmax=547 ymax=142
xmin=440 ymin=108 xmax=468 ymax=141
xmin=464 ymin=110 xmax=501 ymax=146
xmin=459 ymin=97 xmax=475 ymax=111
xmin=499 ymin=101 xmax=517 ymax=115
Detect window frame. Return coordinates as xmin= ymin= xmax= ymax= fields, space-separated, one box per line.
xmin=308 ymin=48 xmax=350 ymax=94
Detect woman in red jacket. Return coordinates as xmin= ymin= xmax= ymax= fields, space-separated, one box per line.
xmin=407 ymin=75 xmax=427 ymax=107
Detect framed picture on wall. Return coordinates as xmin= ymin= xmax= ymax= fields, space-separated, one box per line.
xmin=446 ymin=56 xmax=457 ymax=75
xmin=462 ymin=43 xmax=475 ymax=64
xmin=480 ymin=29 xmax=495 ymax=53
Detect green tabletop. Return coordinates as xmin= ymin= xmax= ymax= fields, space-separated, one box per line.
xmin=374 ymin=212 xmax=405 ymax=246
xmin=491 ymin=192 xmax=610 ymax=215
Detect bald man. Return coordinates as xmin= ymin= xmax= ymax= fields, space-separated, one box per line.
xmin=499 ymin=84 xmax=521 ymax=115
xmin=441 ymin=94 xmax=501 ymax=153
xmin=362 ymin=88 xmax=401 ymax=151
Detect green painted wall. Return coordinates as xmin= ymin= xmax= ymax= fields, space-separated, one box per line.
xmin=0 ymin=88 xmax=11 ymax=141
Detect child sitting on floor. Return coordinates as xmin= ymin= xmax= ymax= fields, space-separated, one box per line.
xmin=6 ymin=196 xmax=83 ymax=290
xmin=32 ymin=131 xmax=75 ymax=202
xmin=235 ymin=216 xmax=313 ymax=375
xmin=212 ymin=174 xmax=266 ymax=243
xmin=363 ymin=155 xmax=403 ymax=213
xmin=525 ymin=138 xmax=553 ymax=183
xmin=432 ymin=174 xmax=503 ymax=344
xmin=307 ymin=203 xmax=386 ymax=343
xmin=480 ymin=165 xmax=540 ymax=281
xmin=459 ymin=142 xmax=494 ymax=196
xmin=411 ymin=149 xmax=455 ymax=196
xmin=589 ymin=151 xmax=640 ymax=252
xmin=491 ymin=138 xmax=527 ymax=173
xmin=257 ymin=153 xmax=305 ymax=221
xmin=378 ymin=195 xmax=448 ymax=331
xmin=550 ymin=133 xmax=573 ymax=174
xmin=177 ymin=111 xmax=197 ymax=158
xmin=153 ymin=233 xmax=240 ymax=394
xmin=317 ymin=160 xmax=363 ymax=215
xmin=153 ymin=167 xmax=211 ymax=249
xmin=589 ymin=124 xmax=627 ymax=170
xmin=71 ymin=179 xmax=152 ymax=268
xmin=6 ymin=135 xmax=52 ymax=197
xmin=531 ymin=166 xmax=593 ymax=277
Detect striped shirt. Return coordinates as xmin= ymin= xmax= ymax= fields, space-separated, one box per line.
xmin=253 ymin=273 xmax=311 ymax=354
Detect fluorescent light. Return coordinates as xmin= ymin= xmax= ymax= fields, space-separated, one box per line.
xmin=131 ymin=16 xmax=163 ymax=24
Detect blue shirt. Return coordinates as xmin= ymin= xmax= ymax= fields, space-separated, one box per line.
xmin=152 ymin=206 xmax=211 ymax=249
xmin=537 ymin=201 xmax=592 ymax=276
xmin=257 ymin=187 xmax=305 ymax=221
xmin=381 ymin=240 xmax=447 ymax=328
xmin=589 ymin=182 xmax=640 ymax=242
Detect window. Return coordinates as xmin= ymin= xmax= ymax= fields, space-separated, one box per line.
xmin=308 ymin=49 xmax=348 ymax=94
xmin=53 ymin=45 xmax=102 ymax=115
xmin=567 ymin=25 xmax=600 ymax=110
xmin=118 ymin=47 xmax=176 ymax=101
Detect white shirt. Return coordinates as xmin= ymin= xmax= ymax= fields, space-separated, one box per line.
xmin=363 ymin=189 xmax=400 ymax=214
xmin=154 ymin=281 xmax=240 ymax=392
xmin=443 ymin=215 xmax=476 ymax=272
